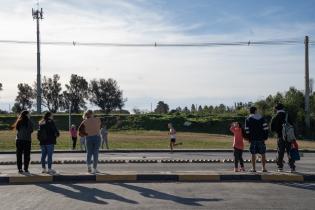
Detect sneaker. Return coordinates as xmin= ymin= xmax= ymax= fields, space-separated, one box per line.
xmin=42 ymin=168 xmax=47 ymax=173
xmin=262 ymin=169 xmax=268 ymax=173
xmin=48 ymin=169 xmax=57 ymax=175
xmin=18 ymin=169 xmax=23 ymax=174
xmin=240 ymin=167 xmax=246 ymax=172
xmin=93 ymin=168 xmax=100 ymax=174
xmin=290 ymin=168 xmax=296 ymax=173
xmin=88 ymin=166 xmax=92 ymax=173
xmin=249 ymin=169 xmax=256 ymax=173
xmin=234 ymin=168 xmax=239 ymax=172
xmin=277 ymin=168 xmax=284 ymax=172
xmin=24 ymin=169 xmax=30 ymax=174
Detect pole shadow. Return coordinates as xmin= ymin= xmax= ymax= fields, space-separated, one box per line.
xmin=275 ymin=182 xmax=315 ymax=191
xmin=115 ymin=183 xmax=223 ymax=206
xmin=36 ymin=183 xmax=138 ymax=205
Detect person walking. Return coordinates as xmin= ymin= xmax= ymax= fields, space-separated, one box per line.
xmin=38 ymin=112 xmax=60 ymax=174
xmin=271 ymin=103 xmax=296 ymax=172
xmin=245 ymin=106 xmax=269 ymax=172
xmin=70 ymin=124 xmax=78 ymax=150
xmin=12 ymin=110 xmax=33 ymax=174
xmin=79 ymin=110 xmax=102 ymax=174
xmin=100 ymin=124 xmax=109 ymax=150
xmin=230 ymin=122 xmax=245 ymax=172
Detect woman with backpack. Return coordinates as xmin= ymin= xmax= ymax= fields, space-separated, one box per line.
xmin=38 ymin=112 xmax=60 ymax=174
xmin=79 ymin=110 xmax=102 ymax=174
xmin=12 ymin=110 xmax=34 ymax=174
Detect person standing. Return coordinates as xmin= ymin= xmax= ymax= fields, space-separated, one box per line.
xmin=12 ymin=110 xmax=33 ymax=174
xmin=38 ymin=112 xmax=60 ymax=174
xmin=271 ymin=103 xmax=296 ymax=172
xmin=70 ymin=124 xmax=78 ymax=150
xmin=100 ymin=124 xmax=109 ymax=150
xmin=79 ymin=110 xmax=102 ymax=174
xmin=230 ymin=122 xmax=245 ymax=172
xmin=245 ymin=106 xmax=269 ymax=172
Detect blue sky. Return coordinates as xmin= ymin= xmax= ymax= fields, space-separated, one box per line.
xmin=0 ymin=0 xmax=314 ymax=112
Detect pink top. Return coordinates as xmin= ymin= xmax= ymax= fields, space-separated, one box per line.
xmin=230 ymin=126 xmax=244 ymax=150
xmin=70 ymin=127 xmax=77 ymax=138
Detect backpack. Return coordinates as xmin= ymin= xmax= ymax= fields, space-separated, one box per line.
xmin=37 ymin=124 xmax=48 ymax=142
xmin=282 ymin=113 xmax=296 ymax=142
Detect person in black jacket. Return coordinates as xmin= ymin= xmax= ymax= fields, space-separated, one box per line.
xmin=38 ymin=112 xmax=60 ymax=174
xmin=245 ymin=106 xmax=269 ymax=172
xmin=12 ymin=110 xmax=34 ymax=174
xmin=271 ymin=103 xmax=296 ymax=172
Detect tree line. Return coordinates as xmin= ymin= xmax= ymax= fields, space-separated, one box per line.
xmin=8 ymin=74 xmax=126 ymax=114
xmin=150 ymin=87 xmax=315 ymax=127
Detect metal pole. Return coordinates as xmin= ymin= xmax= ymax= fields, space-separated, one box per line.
xmin=32 ymin=7 xmax=43 ymax=114
xmin=36 ymin=16 xmax=42 ymax=113
xmin=305 ymin=36 xmax=310 ymax=131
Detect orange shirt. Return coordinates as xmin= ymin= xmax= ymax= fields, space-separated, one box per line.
xmin=82 ymin=117 xmax=101 ymax=137
xmin=230 ymin=126 xmax=244 ymax=150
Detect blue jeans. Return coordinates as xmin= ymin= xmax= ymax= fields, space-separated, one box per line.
xmin=41 ymin=144 xmax=54 ymax=169
xmin=86 ymin=135 xmax=101 ymax=169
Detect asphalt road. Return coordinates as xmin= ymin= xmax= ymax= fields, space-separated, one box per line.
xmin=0 ymin=182 xmax=314 ymax=210
xmin=1 ymin=152 xmax=314 ymax=174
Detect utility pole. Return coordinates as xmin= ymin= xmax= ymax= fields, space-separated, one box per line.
xmin=32 ymin=6 xmax=43 ymax=114
xmin=304 ymin=36 xmax=310 ymax=131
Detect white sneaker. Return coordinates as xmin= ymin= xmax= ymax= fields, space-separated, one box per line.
xmin=93 ymin=168 xmax=100 ymax=174
xmin=42 ymin=168 xmax=47 ymax=173
xmin=48 ymin=169 xmax=57 ymax=175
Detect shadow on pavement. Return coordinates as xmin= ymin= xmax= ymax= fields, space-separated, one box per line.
xmin=36 ymin=184 xmax=138 ymax=205
xmin=115 ymin=183 xmax=223 ymax=206
xmin=276 ymin=183 xmax=315 ymax=192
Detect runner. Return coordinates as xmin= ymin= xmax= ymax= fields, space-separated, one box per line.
xmin=168 ymin=123 xmax=182 ymax=152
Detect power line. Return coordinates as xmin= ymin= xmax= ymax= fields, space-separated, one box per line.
xmin=0 ymin=39 xmax=312 ymax=47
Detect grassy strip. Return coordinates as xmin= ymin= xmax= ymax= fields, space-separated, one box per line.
xmin=1 ymin=130 xmax=315 ymax=151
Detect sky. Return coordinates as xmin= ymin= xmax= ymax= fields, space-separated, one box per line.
xmin=0 ymin=0 xmax=315 ymax=112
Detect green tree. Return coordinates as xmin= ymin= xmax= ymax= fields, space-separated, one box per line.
xmin=191 ymin=104 xmax=196 ymax=113
xmin=89 ymin=78 xmax=126 ymax=114
xmin=0 ymin=83 xmax=2 ymax=91
xmin=42 ymin=74 xmax=63 ymax=113
xmin=154 ymin=101 xmax=169 ymax=114
xmin=13 ymin=83 xmax=34 ymax=113
xmin=62 ymin=74 xmax=89 ymax=113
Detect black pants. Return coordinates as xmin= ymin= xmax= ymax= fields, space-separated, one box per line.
xmin=234 ymin=147 xmax=244 ymax=168
xmin=16 ymin=140 xmax=31 ymax=170
xmin=72 ymin=137 xmax=77 ymax=149
xmin=277 ymin=138 xmax=295 ymax=169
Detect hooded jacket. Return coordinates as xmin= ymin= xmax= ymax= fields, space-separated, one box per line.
xmin=245 ymin=114 xmax=269 ymax=142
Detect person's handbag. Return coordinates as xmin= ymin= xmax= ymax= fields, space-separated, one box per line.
xmin=290 ymin=141 xmax=300 ymax=161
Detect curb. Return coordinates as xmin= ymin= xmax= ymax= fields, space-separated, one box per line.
xmin=0 ymin=159 xmax=279 ymax=165
xmin=0 ymin=173 xmax=314 ymax=184
xmin=0 ymin=149 xmax=314 ymax=154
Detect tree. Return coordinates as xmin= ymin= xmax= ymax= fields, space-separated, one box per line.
xmin=13 ymin=83 xmax=34 ymax=113
xmin=183 ymin=106 xmax=190 ymax=114
xmin=89 ymin=78 xmax=126 ymax=114
xmin=154 ymin=101 xmax=169 ymax=114
xmin=198 ymin=105 xmax=203 ymax=113
xmin=41 ymin=74 xmax=63 ymax=113
xmin=191 ymin=104 xmax=196 ymax=113
xmin=0 ymin=83 xmax=2 ymax=91
xmin=62 ymin=74 xmax=89 ymax=113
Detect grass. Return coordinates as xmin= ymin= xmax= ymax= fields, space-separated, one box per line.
xmin=0 ymin=130 xmax=315 ymax=151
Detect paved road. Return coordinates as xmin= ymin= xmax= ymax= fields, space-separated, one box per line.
xmin=1 ymin=152 xmax=314 ymax=174
xmin=0 ymin=182 xmax=314 ymax=210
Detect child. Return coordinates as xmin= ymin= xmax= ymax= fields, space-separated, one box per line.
xmin=100 ymin=124 xmax=109 ymax=149
xmin=230 ymin=122 xmax=245 ymax=172
xmin=70 ymin=124 xmax=78 ymax=150
xmin=80 ymin=136 xmax=86 ymax=151
xmin=168 ymin=123 xmax=182 ymax=152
